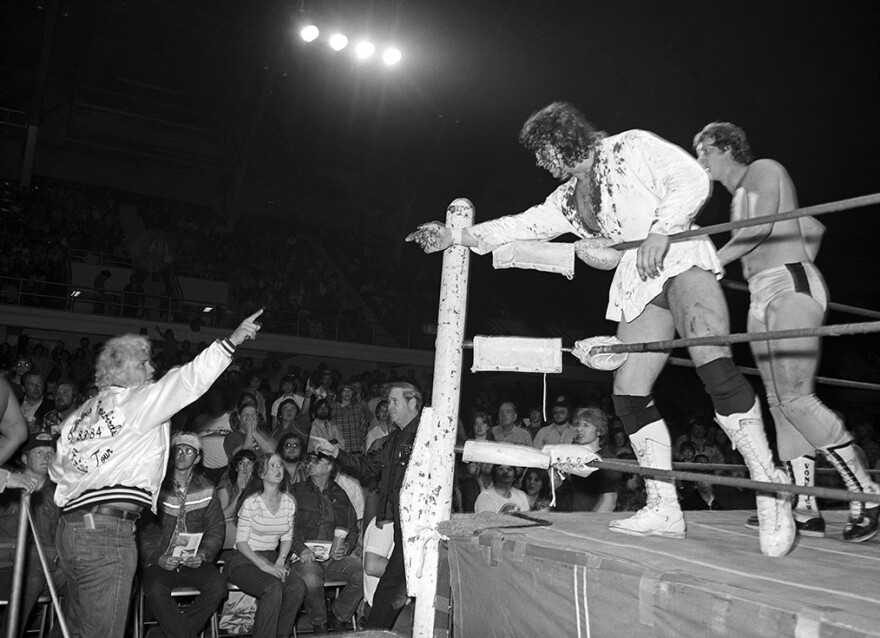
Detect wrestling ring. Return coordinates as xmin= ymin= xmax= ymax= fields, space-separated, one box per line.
xmin=398 ymin=193 xmax=880 ymax=638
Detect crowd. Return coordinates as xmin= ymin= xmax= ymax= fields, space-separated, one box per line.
xmin=2 ymin=323 xmax=880 ymax=637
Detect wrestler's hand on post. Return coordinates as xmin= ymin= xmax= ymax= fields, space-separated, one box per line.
xmin=636 ymin=233 xmax=670 ymax=280
xmin=405 ymin=221 xmax=452 ymax=254
xmin=229 ymin=309 xmax=264 ymax=346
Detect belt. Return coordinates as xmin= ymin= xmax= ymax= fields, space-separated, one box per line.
xmin=65 ymin=505 xmax=143 ymax=521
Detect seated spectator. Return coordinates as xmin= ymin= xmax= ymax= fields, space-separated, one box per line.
xmin=332 ymin=380 xmax=367 ymax=454
xmin=474 ymin=465 xmax=530 ymax=514
xmin=224 ymin=400 xmax=276 ymax=459
xmin=468 ymin=411 xmax=494 ymax=443
xmin=459 ymin=462 xmax=494 ymax=514
xmin=524 ymin=406 xmax=545 ymax=441
xmin=270 ymin=398 xmax=310 ymax=443
xmin=532 ymin=398 xmax=576 ymax=448
xmin=137 ymin=433 xmax=226 ymax=638
xmin=19 ymin=372 xmax=51 ymax=434
xmin=0 ymin=433 xmax=62 ymax=638
xmin=522 ymin=467 xmax=553 ymax=512
xmin=40 ymin=379 xmax=78 ymax=437
xmin=674 ymin=417 xmax=724 ymax=465
xmin=611 ymin=430 xmax=634 ymax=457
xmin=555 ymin=406 xmax=621 ymax=512
xmin=490 ymin=402 xmax=532 ymax=446
xmin=290 ymin=454 xmax=363 ymax=634
xmin=269 ymin=376 xmax=307 ymax=429
xmin=225 ymin=453 xmax=306 ymax=638
xmin=364 ymin=400 xmax=396 ymax=452
xmin=277 ymin=433 xmax=309 ymax=484
xmin=309 ymin=399 xmax=344 ymax=453
xmin=678 ymin=454 xmax=722 ymax=511
xmin=217 ymin=449 xmax=258 ymax=551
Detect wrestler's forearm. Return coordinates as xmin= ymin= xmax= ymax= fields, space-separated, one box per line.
xmin=717 ymin=226 xmax=772 ymax=265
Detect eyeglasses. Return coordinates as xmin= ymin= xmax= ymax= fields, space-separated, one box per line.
xmin=283 ymin=441 xmax=302 ymax=448
xmin=174 ymin=447 xmax=197 ymax=457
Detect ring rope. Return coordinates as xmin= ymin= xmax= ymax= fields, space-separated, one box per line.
xmin=612 ymin=192 xmax=880 ymax=251
xmin=670 ymin=461 xmax=880 ymax=476
xmin=591 ymin=458 xmax=880 ymax=504
xmin=667 ymin=356 xmax=880 ymax=392
xmin=721 ymin=279 xmax=880 ymax=321
xmin=587 ymin=321 xmax=880 ymax=355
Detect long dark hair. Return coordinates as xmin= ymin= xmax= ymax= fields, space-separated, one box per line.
xmin=227 ymin=449 xmax=258 ymax=493
xmin=234 ymin=453 xmax=291 ymax=521
xmin=522 ymin=467 xmax=552 ymax=503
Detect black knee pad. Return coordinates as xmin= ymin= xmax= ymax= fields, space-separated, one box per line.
xmin=612 ymin=394 xmax=662 ymax=435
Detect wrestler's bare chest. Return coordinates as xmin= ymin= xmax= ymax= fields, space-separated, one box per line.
xmin=574 ymin=178 xmax=601 ymax=233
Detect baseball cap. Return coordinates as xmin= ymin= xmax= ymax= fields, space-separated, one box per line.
xmin=22 ymin=432 xmax=56 ymax=454
xmin=171 ymin=432 xmax=201 ymax=453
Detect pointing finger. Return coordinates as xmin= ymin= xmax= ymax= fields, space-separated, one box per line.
xmin=245 ymin=308 xmax=264 ymax=323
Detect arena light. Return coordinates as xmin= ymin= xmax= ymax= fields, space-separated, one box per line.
xmin=355 ymin=40 xmax=376 ymax=59
xmin=328 ymin=33 xmax=349 ymax=51
xmin=69 ymin=289 xmax=82 ymax=298
xmin=300 ymin=25 xmax=319 ymax=42
xmin=202 ymin=306 xmax=213 ymax=313
xmin=382 ymin=47 xmax=402 ymax=66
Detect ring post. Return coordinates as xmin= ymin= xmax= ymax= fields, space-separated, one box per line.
xmin=401 ymin=198 xmax=474 ymax=638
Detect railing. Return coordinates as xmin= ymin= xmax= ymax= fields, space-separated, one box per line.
xmin=0 ymin=274 xmax=436 ymax=351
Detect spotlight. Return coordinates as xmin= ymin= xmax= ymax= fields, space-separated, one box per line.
xmin=382 ymin=47 xmax=402 ymax=66
xmin=328 ymin=33 xmax=349 ymax=51
xmin=355 ymin=41 xmax=376 ymax=59
xmin=202 ymin=306 xmax=213 ymax=313
xmin=300 ymin=25 xmax=319 ymax=42
xmin=69 ymin=290 xmax=81 ymax=298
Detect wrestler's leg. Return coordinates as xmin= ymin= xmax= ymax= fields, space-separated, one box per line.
xmin=749 ymin=306 xmax=823 ymax=534
xmin=764 ymin=291 xmax=879 ymax=542
xmin=608 ymin=305 xmax=685 ymax=538
xmin=668 ymin=268 xmax=794 ymax=557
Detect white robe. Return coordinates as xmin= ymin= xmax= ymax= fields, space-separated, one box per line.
xmin=469 ymin=130 xmax=722 ymax=322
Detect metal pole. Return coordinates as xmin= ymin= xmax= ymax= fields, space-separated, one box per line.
xmin=24 ymin=496 xmax=71 ymax=638
xmin=6 ymin=493 xmax=29 ymax=638
xmin=402 ymin=198 xmax=474 ymax=638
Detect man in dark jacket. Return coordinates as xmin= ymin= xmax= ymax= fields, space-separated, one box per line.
xmin=315 ymin=381 xmax=421 ymax=630
xmin=290 ymin=454 xmax=361 ymax=634
xmin=137 ymin=432 xmax=226 ymax=638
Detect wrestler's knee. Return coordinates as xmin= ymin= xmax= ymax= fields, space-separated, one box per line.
xmin=778 ymin=393 xmax=839 ymax=426
xmin=612 ymin=394 xmax=661 ymax=435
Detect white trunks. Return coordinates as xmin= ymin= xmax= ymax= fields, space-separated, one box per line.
xmin=747 ymin=262 xmax=828 ymax=325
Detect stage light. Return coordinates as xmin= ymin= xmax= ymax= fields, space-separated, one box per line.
xmin=382 ymin=47 xmax=402 ymax=66
xmin=355 ymin=41 xmax=376 ymax=59
xmin=300 ymin=25 xmax=319 ymax=42
xmin=329 ymin=33 xmax=349 ymax=51
xmin=202 ymin=306 xmax=214 ymax=313
xmin=69 ymin=290 xmax=81 ymax=298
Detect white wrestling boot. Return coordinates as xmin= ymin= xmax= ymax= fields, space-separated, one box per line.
xmin=716 ymin=399 xmax=795 ymax=557
xmin=609 ymin=420 xmax=685 ymax=539
xmin=821 ymin=441 xmax=880 ymax=543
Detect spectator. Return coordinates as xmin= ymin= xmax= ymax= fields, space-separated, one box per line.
xmin=217 ymin=449 xmax=257 ymax=551
xmin=269 ymin=376 xmax=305 ymax=429
xmin=194 ymin=387 xmax=235 ymax=484
xmin=277 ymin=433 xmax=309 ymax=484
xmin=121 ymin=274 xmax=145 ymax=318
xmin=91 ymin=270 xmax=111 ymax=314
xmin=309 ymin=399 xmax=343 ymax=454
xmin=137 ymin=432 xmax=226 ymax=638
xmin=41 ymin=379 xmax=79 ymax=438
xmin=364 ymin=400 xmax=396 ymax=452
xmin=522 ymin=467 xmax=553 ymax=512
xmin=524 ymin=406 xmax=545 ymax=441
xmin=474 ymin=465 xmax=530 ymax=514
xmin=678 ymin=454 xmax=722 ymax=510
xmin=532 ymin=398 xmax=576 ymax=448
xmin=491 ymin=401 xmax=532 ymax=446
xmin=224 ymin=400 xmax=276 ymax=459
xmin=19 ymin=372 xmax=51 ymax=434
xmin=0 ymin=433 xmax=61 ymax=638
xmin=225 ymin=452 xmax=307 ymax=638
xmin=332 ymin=380 xmax=367 ymax=454
xmin=270 ymin=398 xmax=310 ymax=443
xmin=290 ymin=453 xmax=363 ymax=634
xmin=458 ymin=462 xmax=494 ymax=514
xmin=555 ymin=406 xmax=621 ymax=512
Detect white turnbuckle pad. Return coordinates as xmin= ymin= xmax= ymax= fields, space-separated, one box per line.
xmin=471 ymin=335 xmax=563 ymax=374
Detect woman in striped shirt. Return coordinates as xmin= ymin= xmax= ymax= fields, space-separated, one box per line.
xmin=225 ymin=452 xmax=306 ymax=637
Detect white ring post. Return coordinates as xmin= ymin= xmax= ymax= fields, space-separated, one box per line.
xmin=401 ymin=198 xmax=473 ymax=638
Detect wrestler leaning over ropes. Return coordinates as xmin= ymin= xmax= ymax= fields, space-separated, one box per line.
xmin=694 ymin=122 xmax=880 ymax=542
xmin=407 ymin=102 xmax=796 ymax=557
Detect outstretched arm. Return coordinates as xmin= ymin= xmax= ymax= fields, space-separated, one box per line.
xmin=717 ymin=163 xmax=779 ymax=266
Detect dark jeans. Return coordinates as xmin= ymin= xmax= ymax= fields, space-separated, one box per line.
xmin=289 ymin=555 xmax=363 ymax=626
xmin=364 ymin=522 xmax=408 ymax=629
xmin=225 ymin=549 xmax=306 ymax=638
xmin=55 ymin=511 xmax=138 ymax=638
xmin=142 ymin=562 xmax=226 ymax=638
